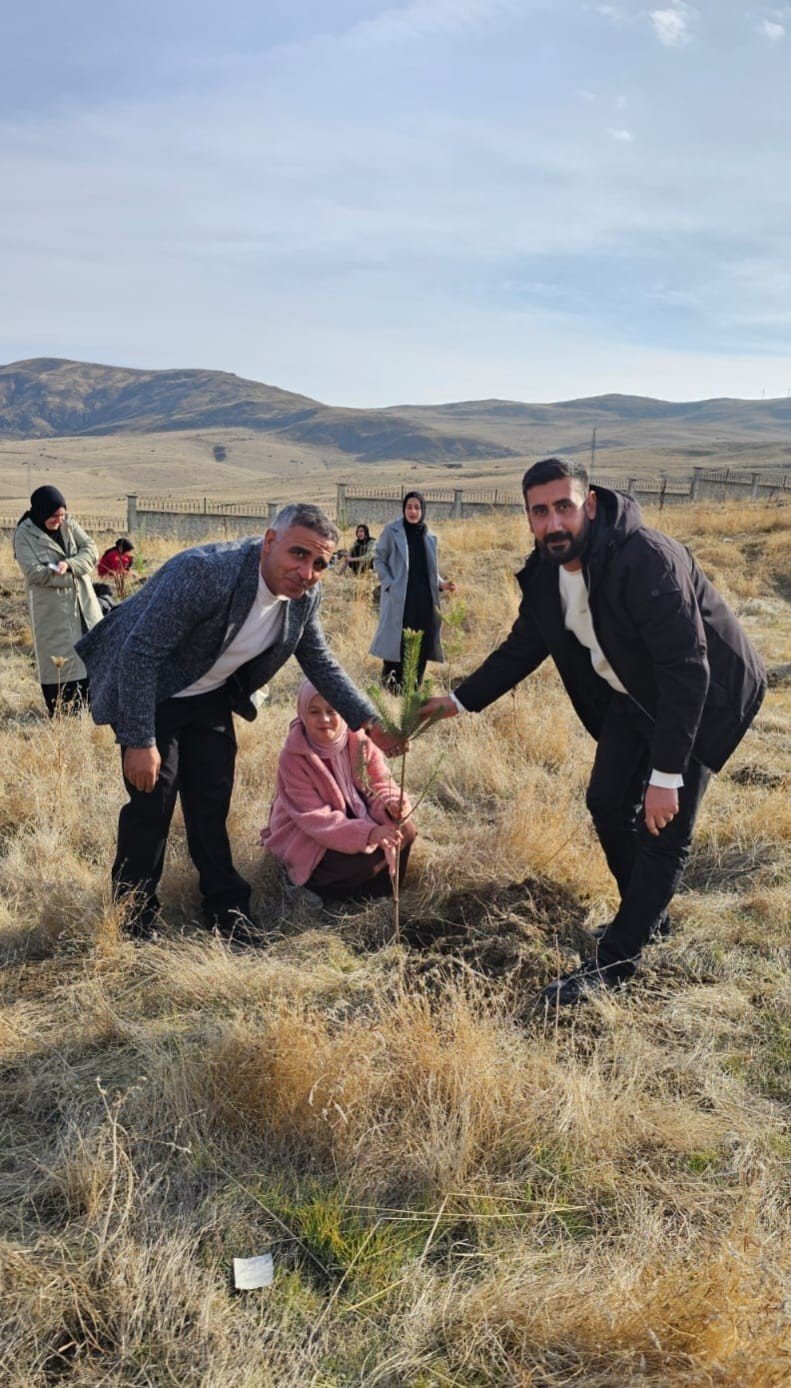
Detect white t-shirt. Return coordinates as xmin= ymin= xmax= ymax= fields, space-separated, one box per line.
xmin=174 ymin=570 xmax=287 ymax=698
xmin=558 ymin=567 xmax=627 ymax=695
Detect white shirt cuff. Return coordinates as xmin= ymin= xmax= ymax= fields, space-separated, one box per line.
xmin=649 ymin=769 xmax=684 ymax=789
xmin=450 ymin=690 xmax=468 ymax=714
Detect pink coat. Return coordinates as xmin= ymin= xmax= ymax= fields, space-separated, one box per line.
xmin=261 ymin=721 xmax=412 ymax=886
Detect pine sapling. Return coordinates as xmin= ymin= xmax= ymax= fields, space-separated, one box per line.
xmin=364 ymin=628 xmax=447 ymax=940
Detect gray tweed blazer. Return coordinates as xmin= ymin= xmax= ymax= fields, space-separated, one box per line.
xmin=76 ymin=537 xmax=377 ymax=747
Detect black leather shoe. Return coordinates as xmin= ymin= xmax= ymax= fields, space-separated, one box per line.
xmin=123 ymin=896 xmax=161 ymax=941
xmin=539 ymin=958 xmax=635 ymax=1008
xmin=208 ymin=908 xmax=262 ymax=948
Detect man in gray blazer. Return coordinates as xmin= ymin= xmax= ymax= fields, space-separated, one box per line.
xmin=77 ymin=503 xmax=393 ymax=942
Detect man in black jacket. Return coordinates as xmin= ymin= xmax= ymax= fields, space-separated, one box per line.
xmin=422 ymin=456 xmax=766 ymax=1005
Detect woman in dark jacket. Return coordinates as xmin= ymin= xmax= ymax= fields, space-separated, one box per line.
xmin=369 ymin=492 xmax=455 ymax=690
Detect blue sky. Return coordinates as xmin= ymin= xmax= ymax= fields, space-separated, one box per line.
xmin=1 ymin=1 xmax=790 ymax=405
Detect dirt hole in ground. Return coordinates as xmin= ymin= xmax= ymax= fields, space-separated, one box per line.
xmin=729 ymin=763 xmax=788 ymax=789
xmin=401 ymin=876 xmax=590 ymax=989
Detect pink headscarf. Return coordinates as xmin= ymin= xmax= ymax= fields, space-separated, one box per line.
xmin=296 ymin=681 xmax=369 ymax=819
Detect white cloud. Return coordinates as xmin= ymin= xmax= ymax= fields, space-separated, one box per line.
xmin=649 ymin=4 xmax=692 ymax=47
xmin=607 ymin=126 xmax=635 ymax=141
xmin=758 ymin=18 xmax=786 ymax=40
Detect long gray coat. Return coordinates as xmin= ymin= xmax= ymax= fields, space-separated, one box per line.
xmin=14 ymin=516 xmax=102 ymax=683
xmin=76 ymin=536 xmax=377 ymax=748
xmin=369 ymin=518 xmax=445 ymax=663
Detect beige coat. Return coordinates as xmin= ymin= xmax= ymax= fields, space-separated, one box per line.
xmin=14 ymin=516 xmax=103 ymax=683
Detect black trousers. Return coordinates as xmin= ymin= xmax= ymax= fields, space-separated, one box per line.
xmin=112 ymin=687 xmax=251 ymax=923
xmin=382 ymin=631 xmax=431 ymax=693
xmin=586 ymin=694 xmax=711 ymax=969
xmin=41 ymin=679 xmax=89 ymax=716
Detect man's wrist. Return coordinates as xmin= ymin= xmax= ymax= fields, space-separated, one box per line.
xmin=649 ymin=769 xmax=684 ymax=789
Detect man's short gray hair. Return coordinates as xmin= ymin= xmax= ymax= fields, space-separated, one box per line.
xmin=271 ymin=503 xmax=340 ymax=546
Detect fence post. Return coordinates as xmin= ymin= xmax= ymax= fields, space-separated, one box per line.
xmin=659 ymin=477 xmax=667 ymax=512
xmin=203 ymin=496 xmax=207 ymax=514
xmin=627 ymin=478 xmax=637 ymax=494
xmin=337 ymin=482 xmax=347 ymax=528
xmin=267 ymin=501 xmax=279 ymax=527
xmin=691 ymin=467 xmax=703 ymax=499
xmin=751 ymin=472 xmax=760 ymax=498
xmin=453 ymin=488 xmax=463 ymax=519
xmin=127 ymin=494 xmax=138 ymax=532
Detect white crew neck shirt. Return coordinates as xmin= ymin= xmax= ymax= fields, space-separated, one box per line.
xmin=174 ymin=570 xmax=287 ymax=698
xmin=557 ymin=567 xmax=627 ymax=695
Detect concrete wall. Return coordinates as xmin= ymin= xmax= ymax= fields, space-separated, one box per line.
xmin=127 ymin=495 xmax=279 ymax=543
xmin=4 ymin=465 xmax=787 ymax=548
xmin=337 ymin=468 xmax=791 ymax=526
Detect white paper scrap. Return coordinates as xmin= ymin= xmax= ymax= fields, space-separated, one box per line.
xmin=233 ymin=1254 xmax=274 ymax=1290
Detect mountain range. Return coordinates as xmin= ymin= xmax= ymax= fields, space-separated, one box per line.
xmin=1 ymin=357 xmax=790 ymax=470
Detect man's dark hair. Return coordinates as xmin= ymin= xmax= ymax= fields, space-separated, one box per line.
xmin=521 ymin=456 xmax=590 ymax=499
xmin=272 ymin=503 xmax=340 ymax=546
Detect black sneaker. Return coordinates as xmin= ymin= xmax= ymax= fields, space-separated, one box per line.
xmin=539 ymin=958 xmax=635 ymax=1008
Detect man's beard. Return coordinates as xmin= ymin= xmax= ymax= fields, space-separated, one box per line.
xmin=539 ymin=520 xmax=590 ymax=566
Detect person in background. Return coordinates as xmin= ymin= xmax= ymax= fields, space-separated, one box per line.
xmin=337 ymin=524 xmax=376 ymax=577
xmin=97 ymin=536 xmax=135 ymax=579
xmin=262 ymin=681 xmax=416 ymax=904
xmin=13 ymin=485 xmax=103 ymax=715
xmin=421 ymin=456 xmax=766 ymax=1006
xmin=370 ymin=492 xmax=456 ymax=690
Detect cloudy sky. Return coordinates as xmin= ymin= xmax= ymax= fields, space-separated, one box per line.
xmin=1 ymin=1 xmax=789 ymax=405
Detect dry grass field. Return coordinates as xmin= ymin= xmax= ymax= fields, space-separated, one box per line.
xmin=0 ymin=501 xmax=789 ymax=1386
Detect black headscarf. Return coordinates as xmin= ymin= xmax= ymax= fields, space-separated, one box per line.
xmin=351 ymin=524 xmax=371 ymax=558
xmin=19 ymin=486 xmax=68 ymax=549
xmin=402 ymin=491 xmax=427 ymax=534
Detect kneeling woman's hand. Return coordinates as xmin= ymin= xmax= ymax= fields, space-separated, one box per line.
xmin=367 ymin=822 xmax=403 ymax=853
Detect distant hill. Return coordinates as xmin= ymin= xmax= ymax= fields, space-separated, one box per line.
xmin=2 ymin=358 xmax=790 ymax=474
xmin=0 ymin=359 xmax=516 ymax=465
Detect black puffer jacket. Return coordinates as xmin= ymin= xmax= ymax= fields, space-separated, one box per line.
xmin=455 ymin=487 xmax=766 ymax=773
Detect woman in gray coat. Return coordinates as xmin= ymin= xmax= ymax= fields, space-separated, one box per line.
xmin=369 ymin=491 xmax=456 ymax=690
xmin=14 ymin=485 xmax=103 ymax=714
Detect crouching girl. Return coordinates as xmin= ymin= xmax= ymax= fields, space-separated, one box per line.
xmin=261 ymin=681 xmax=417 ymax=903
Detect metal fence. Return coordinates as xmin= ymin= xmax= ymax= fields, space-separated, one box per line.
xmin=4 ymin=463 xmax=788 ymax=546
xmin=0 ymin=513 xmax=125 ymax=535
xmin=136 ymin=496 xmax=282 ymax=517
xmin=343 ymin=485 xmax=458 ymax=503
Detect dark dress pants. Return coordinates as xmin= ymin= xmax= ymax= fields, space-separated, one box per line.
xmin=382 ymin=633 xmax=430 ymax=693
xmin=112 ymin=687 xmax=251 ymax=923
xmin=586 ymin=693 xmax=711 ymax=970
xmin=41 ymin=679 xmax=89 ymax=716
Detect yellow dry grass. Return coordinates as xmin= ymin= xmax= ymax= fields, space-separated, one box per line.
xmin=0 ymin=500 xmax=789 ymax=1386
